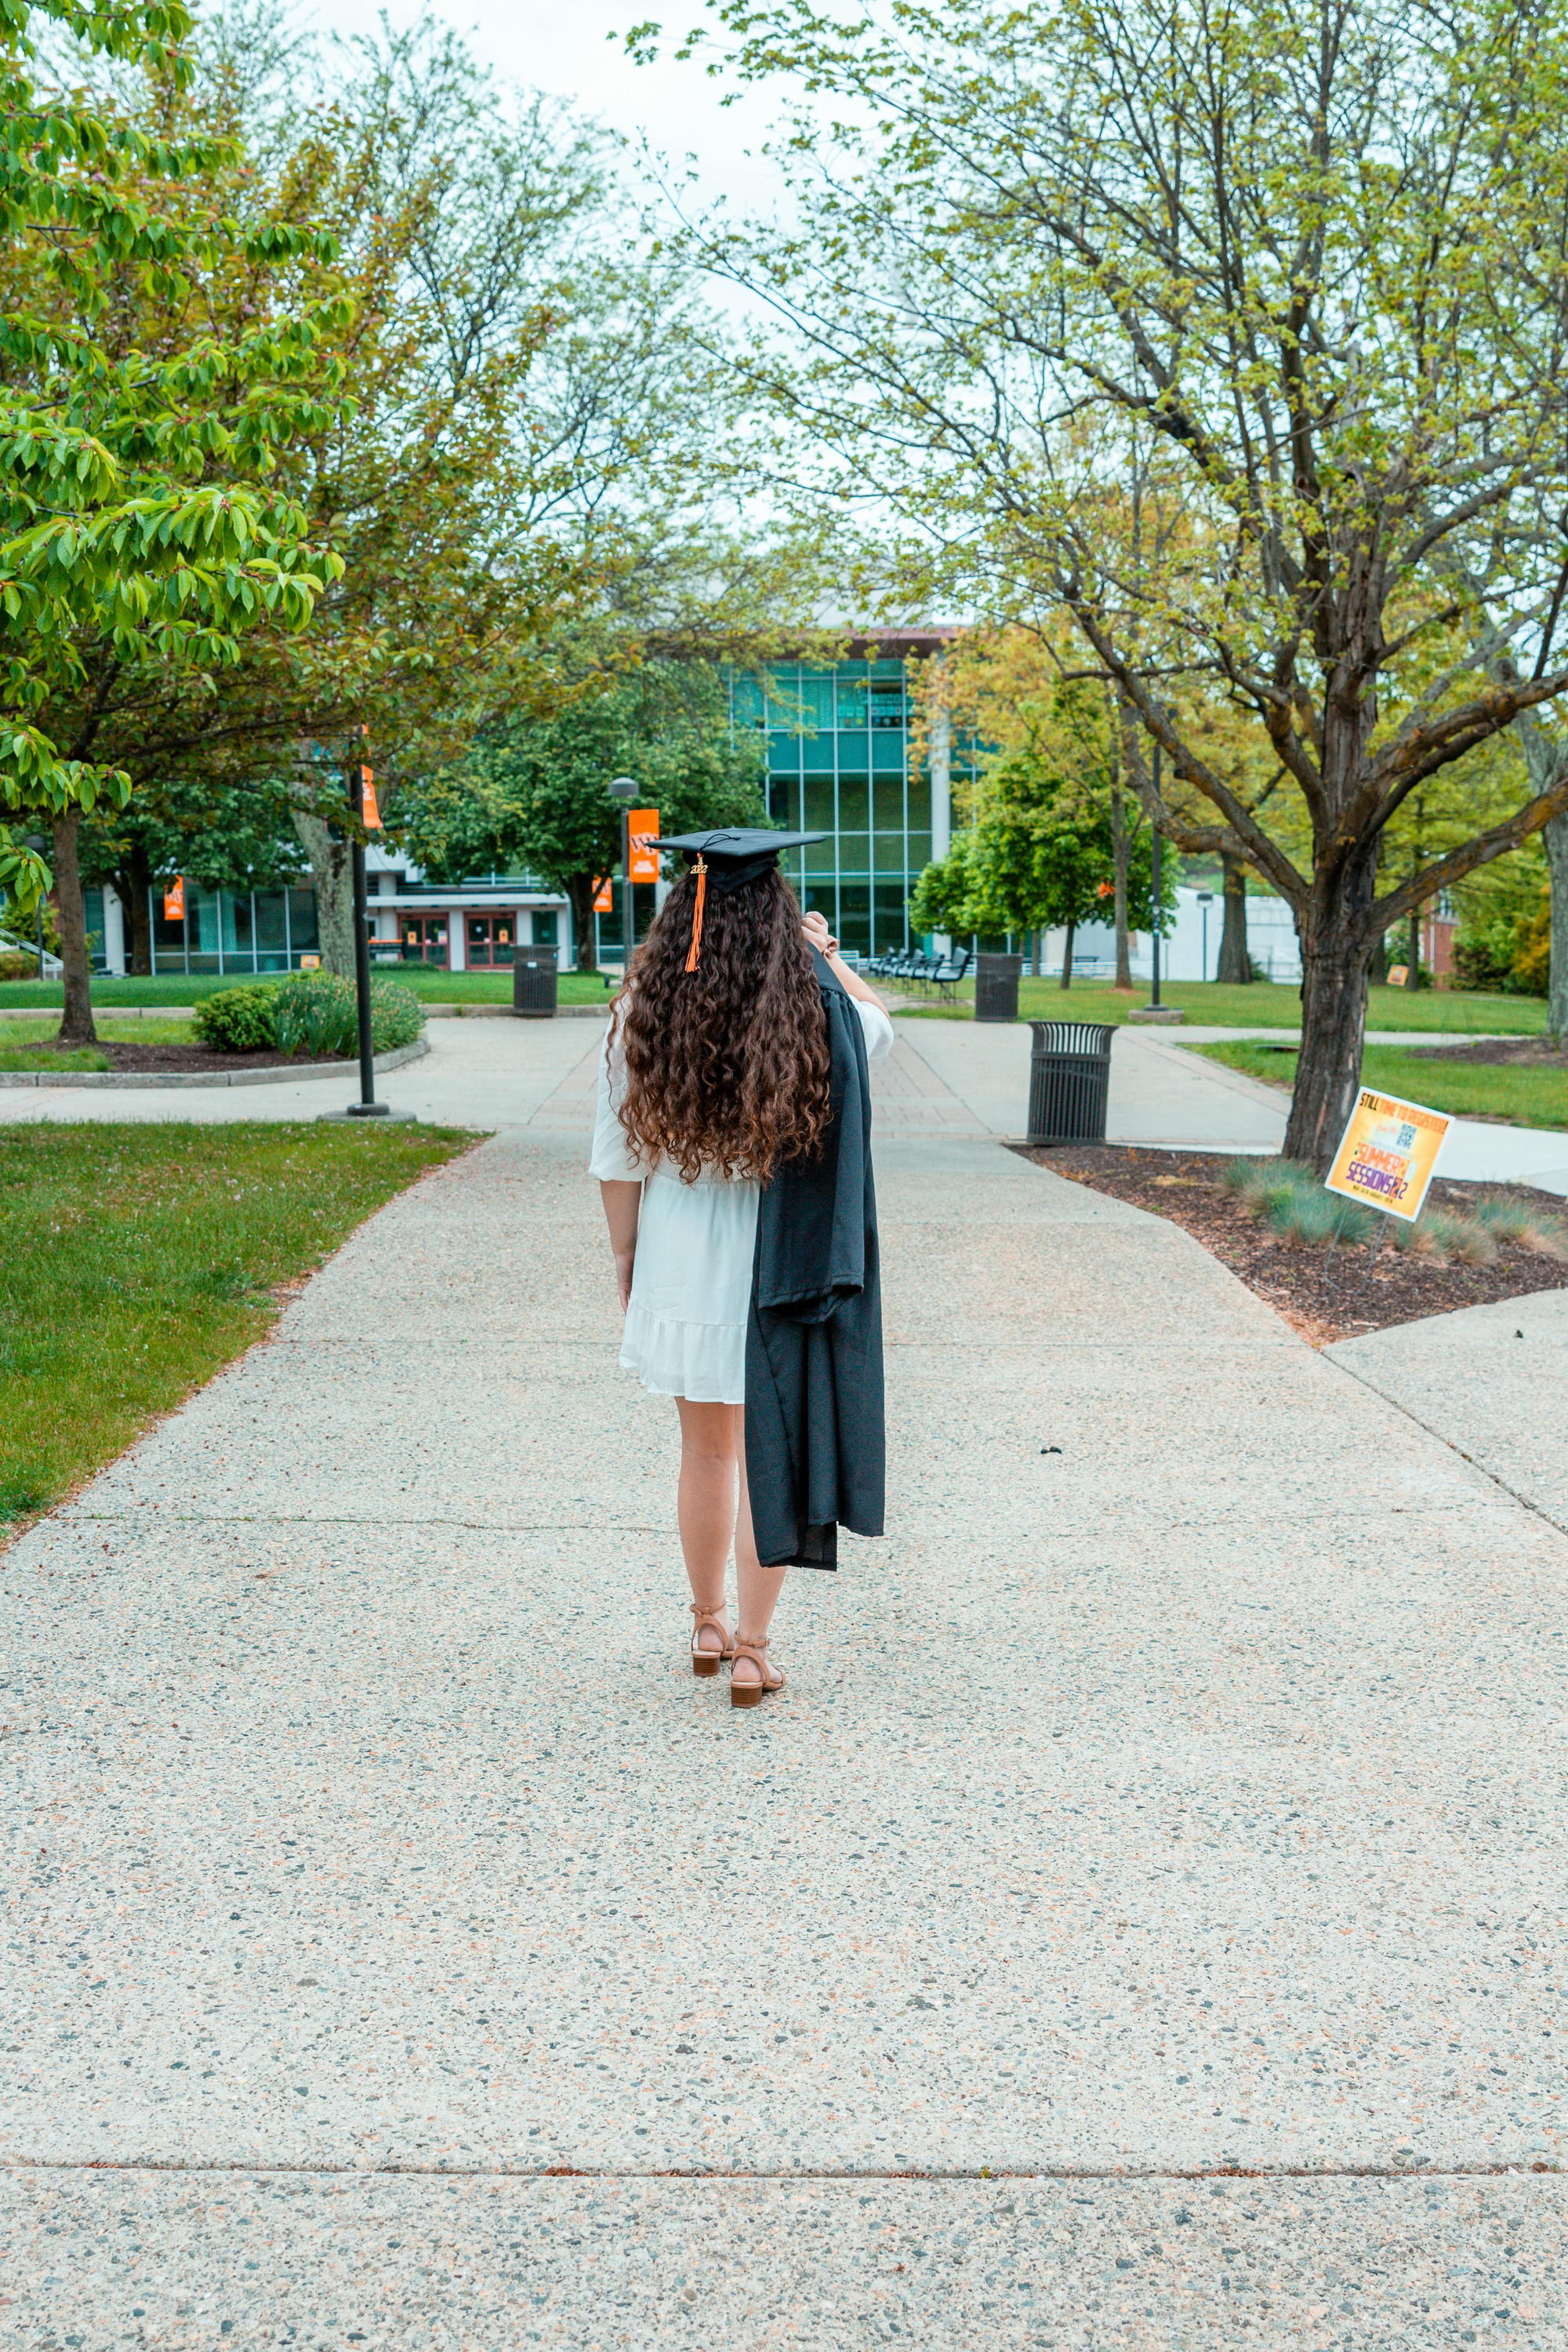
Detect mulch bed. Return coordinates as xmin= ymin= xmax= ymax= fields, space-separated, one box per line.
xmin=1403 ymin=1037 xmax=1568 ymax=1069
xmin=6 ymin=1042 xmax=347 ymax=1073
xmin=1013 ymin=1143 xmax=1568 ymax=1346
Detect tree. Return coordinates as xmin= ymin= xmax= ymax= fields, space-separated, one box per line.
xmin=684 ymin=0 xmax=1568 ymax=1162
xmin=390 ymin=654 xmax=767 ymax=969
xmin=2 ymin=0 xmax=347 ymax=1039
xmin=78 ymin=773 xmax=304 ymax=973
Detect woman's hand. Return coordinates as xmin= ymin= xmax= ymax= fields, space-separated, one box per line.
xmin=614 ymin=1245 xmax=636 ymax=1315
xmin=801 ymin=909 xmax=839 ymax=958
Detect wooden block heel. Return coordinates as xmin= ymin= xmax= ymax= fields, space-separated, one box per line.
xmin=730 ymin=1633 xmax=785 ymax=1708
xmin=690 ymin=1603 xmax=735 ymax=1679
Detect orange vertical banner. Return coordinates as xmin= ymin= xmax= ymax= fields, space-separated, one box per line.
xmin=360 ymin=766 xmax=381 ymax=829
xmin=163 ymin=876 xmax=184 ymax=921
xmin=628 ymin=809 xmax=660 ymax=882
xmin=593 ymin=875 xmax=614 ymax=913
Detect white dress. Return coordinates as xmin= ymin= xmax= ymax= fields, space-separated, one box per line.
xmin=589 ymin=996 xmax=895 ymax=1403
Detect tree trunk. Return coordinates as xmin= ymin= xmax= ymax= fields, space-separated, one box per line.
xmin=568 ymin=874 xmax=599 ymax=975
xmin=1283 ymin=845 xmax=1381 ymax=1170
xmin=1059 ymin=919 xmax=1076 ymax=989
xmin=290 ymin=805 xmax=354 ymax=977
xmin=1216 ymin=855 xmax=1251 ymax=983
xmin=1109 ymin=786 xmax=1134 ymax=989
xmin=51 ymin=808 xmax=97 ymax=1047
xmin=1547 ymin=811 xmax=1568 ymax=1044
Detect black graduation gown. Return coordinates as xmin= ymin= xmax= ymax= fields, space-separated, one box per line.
xmin=743 ymin=949 xmax=885 ymax=1569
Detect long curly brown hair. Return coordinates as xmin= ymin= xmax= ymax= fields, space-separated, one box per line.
xmin=612 ymin=866 xmax=831 ymax=1181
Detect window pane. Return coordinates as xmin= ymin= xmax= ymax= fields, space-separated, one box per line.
xmin=799 ymin=673 xmax=835 ymax=728
xmin=873 ymin=772 xmax=905 ymax=828
xmin=804 ymin=837 xmax=837 ymax=875
xmin=837 ymin=771 xmax=869 ymax=829
xmin=837 ymin=832 xmax=869 ymax=875
xmin=873 ymin=833 xmax=907 ymax=875
xmin=835 ymin=728 xmax=868 ymax=768
xmin=906 ymin=772 xmax=932 ymax=829
xmin=837 ymin=884 xmax=870 ymax=954
xmin=768 ymin=730 xmax=800 ymax=771
xmin=802 ymin=775 xmax=835 ymax=830
xmin=288 ymin=887 xmax=319 ymax=954
xmin=872 ymin=729 xmax=906 ymax=768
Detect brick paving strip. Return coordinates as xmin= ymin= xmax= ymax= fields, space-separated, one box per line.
xmin=1 ymin=1093 xmax=1563 ymax=2343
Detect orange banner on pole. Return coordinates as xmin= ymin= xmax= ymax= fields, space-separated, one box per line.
xmin=593 ymin=875 xmax=614 ymax=914
xmin=628 ymin=808 xmax=660 ymax=883
xmin=163 ymin=876 xmax=184 ymax=921
xmin=360 ymin=766 xmax=381 ymax=829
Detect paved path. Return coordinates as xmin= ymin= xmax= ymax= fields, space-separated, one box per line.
xmin=2 ymin=1088 xmax=1566 ymax=2339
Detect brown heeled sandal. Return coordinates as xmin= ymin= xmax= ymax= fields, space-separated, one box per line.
xmin=689 ymin=1603 xmax=735 ymax=1679
xmin=730 ymin=1633 xmax=785 ymax=1709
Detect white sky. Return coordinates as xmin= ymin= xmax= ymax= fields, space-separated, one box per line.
xmin=302 ymin=0 xmax=790 ymax=215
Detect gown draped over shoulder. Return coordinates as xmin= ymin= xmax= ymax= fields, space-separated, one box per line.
xmin=588 ymin=994 xmax=895 ymax=1406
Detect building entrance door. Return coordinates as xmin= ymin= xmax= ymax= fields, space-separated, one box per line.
xmin=466 ymin=913 xmax=517 ymax=967
xmin=400 ymin=914 xmax=450 ymax=966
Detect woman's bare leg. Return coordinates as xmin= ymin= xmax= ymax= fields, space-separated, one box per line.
xmin=676 ymin=1399 xmax=737 ymax=1656
xmin=733 ymin=1406 xmax=787 ymax=1690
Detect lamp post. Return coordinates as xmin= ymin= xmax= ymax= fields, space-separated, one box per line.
xmin=345 ymin=736 xmax=388 ymax=1118
xmin=1197 ymin=889 xmax=1214 ymax=982
xmin=1149 ymin=735 xmax=1163 ymax=1008
xmin=608 ymin=775 xmax=639 ymax=973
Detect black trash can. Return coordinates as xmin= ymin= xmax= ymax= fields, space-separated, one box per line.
xmin=974 ymin=951 xmax=1024 ymax=1022
xmin=1027 ymin=1021 xmax=1115 ymax=1144
xmin=512 ymin=942 xmax=559 ymax=1018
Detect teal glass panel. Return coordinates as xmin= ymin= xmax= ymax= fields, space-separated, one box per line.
xmin=804 ymin=837 xmax=837 ymax=875
xmin=909 ymin=831 xmax=932 ymax=869
xmin=835 ymin=728 xmax=868 ymax=766
xmin=766 ymin=673 xmax=801 ymax=728
xmin=531 ymin=910 xmax=559 ymax=945
xmin=801 ymin=731 xmax=836 ymax=771
xmin=873 ymin=881 xmax=909 ymax=948
xmin=907 ymin=772 xmax=932 ymax=829
xmin=873 ymin=772 xmax=905 ymax=828
xmin=255 ymin=890 xmax=289 ymax=971
xmin=837 ymin=833 xmax=869 ymax=874
xmin=768 ymin=730 xmax=800 ymax=770
xmin=731 ymin=674 xmax=764 ymax=727
xmin=799 ymin=673 xmax=835 ymax=728
xmin=82 ymin=887 xmax=104 ymax=967
xmin=802 ymin=775 xmax=835 ymax=830
xmin=873 ymin=833 xmax=907 ymax=874
xmin=837 ymin=884 xmax=870 ymax=954
xmin=869 ymin=681 xmax=904 ymax=731
xmin=768 ymin=775 xmax=800 ymax=828
xmin=837 ymin=770 xmax=869 ymax=829
xmin=288 ymin=887 xmax=318 ymax=953
xmin=872 ymin=729 xmax=906 ymax=770
xmin=193 ymin=887 xmax=221 ymax=953
xmin=836 ymin=683 xmax=868 ymax=728
xmin=804 ymin=882 xmax=837 ymax=926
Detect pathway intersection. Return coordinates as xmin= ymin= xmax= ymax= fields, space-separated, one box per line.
xmin=1 ymin=1020 xmax=1565 ymax=2342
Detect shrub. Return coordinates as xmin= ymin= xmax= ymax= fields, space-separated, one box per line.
xmin=192 ymin=984 xmax=280 ymax=1054
xmin=1271 ymin=1187 xmax=1378 ymax=1247
xmin=273 ymin=971 xmax=425 ymax=1059
xmin=0 ymin=949 xmax=38 ymax=982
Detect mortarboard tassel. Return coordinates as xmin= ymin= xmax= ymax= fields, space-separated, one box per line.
xmin=684 ymin=854 xmax=707 ymax=972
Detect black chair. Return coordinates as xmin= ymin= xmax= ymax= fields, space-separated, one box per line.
xmin=929 ymin=946 xmax=972 ymax=1005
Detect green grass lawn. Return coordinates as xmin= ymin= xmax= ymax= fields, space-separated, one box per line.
xmin=0 ymin=1017 xmax=195 ymax=1071
xmin=0 ymin=1121 xmax=472 ymax=1530
xmin=0 ymin=967 xmax=615 ymax=1011
xmin=1193 ymin=1040 xmax=1568 ymax=1130
xmin=893 ymin=976 xmax=1551 ymax=1034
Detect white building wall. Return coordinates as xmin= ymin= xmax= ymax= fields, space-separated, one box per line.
xmin=1042 ymin=887 xmax=1303 ymax=985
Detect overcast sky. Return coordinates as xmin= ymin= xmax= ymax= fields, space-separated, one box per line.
xmin=301 ymin=0 xmax=791 ymax=214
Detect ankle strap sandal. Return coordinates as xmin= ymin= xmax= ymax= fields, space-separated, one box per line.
xmin=689 ymin=1603 xmax=735 ymax=1679
xmin=731 ymin=1633 xmax=786 ymax=1710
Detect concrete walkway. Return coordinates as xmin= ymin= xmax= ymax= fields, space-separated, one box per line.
xmin=2 ymin=1056 xmax=1566 ymax=2337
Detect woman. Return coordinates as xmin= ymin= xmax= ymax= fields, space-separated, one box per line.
xmin=590 ymin=828 xmax=894 ymax=1707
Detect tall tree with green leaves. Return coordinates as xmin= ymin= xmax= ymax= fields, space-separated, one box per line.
xmin=677 ymin=0 xmax=1568 ymax=1162
xmin=2 ymin=0 xmax=347 ymax=1038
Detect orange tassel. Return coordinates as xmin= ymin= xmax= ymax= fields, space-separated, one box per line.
xmin=684 ymin=855 xmax=707 ymax=972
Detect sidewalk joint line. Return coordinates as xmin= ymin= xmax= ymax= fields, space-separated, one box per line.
xmin=1323 ymin=1356 xmax=1568 ymax=1539
xmin=0 ymin=2160 xmax=1558 ymax=2183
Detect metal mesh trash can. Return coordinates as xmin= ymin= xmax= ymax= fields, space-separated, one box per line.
xmin=1027 ymin=1021 xmax=1115 ymax=1144
xmin=512 ymin=942 xmax=559 ymax=1018
xmin=974 ymin=952 xmax=1024 ymax=1022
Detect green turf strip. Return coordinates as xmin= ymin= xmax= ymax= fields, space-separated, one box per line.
xmin=0 ymin=1121 xmax=473 ymax=1529
xmin=1193 ymin=1040 xmax=1568 ymax=1131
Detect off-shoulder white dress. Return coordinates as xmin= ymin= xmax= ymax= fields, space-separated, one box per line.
xmin=589 ymin=998 xmax=895 ymax=1404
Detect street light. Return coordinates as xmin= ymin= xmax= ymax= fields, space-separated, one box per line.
xmin=608 ymin=776 xmax=639 ymax=972
xmin=1197 ymin=889 xmax=1214 ymax=982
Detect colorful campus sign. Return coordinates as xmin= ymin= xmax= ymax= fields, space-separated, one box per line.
xmin=163 ymin=876 xmax=184 ymax=920
xmin=1325 ymin=1087 xmax=1451 ymax=1222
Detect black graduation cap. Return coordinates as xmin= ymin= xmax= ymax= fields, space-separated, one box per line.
xmin=652 ymin=828 xmax=824 ymax=896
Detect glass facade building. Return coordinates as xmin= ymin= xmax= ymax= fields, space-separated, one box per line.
xmin=732 ymin=639 xmax=953 ymax=959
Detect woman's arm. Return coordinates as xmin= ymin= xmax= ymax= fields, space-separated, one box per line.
xmin=599 ymin=1180 xmax=641 ymax=1312
xmin=800 ymin=910 xmax=884 ymax=1009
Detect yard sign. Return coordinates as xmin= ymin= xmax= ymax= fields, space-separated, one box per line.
xmin=1324 ymin=1087 xmax=1451 ymax=1223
